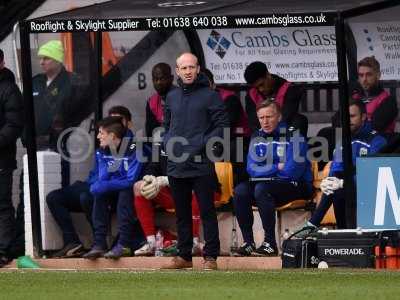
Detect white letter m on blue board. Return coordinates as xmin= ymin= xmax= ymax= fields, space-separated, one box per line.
xmin=374 ymin=167 xmax=400 ymax=225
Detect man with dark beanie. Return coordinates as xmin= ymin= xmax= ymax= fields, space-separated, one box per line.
xmin=244 ymin=61 xmax=308 ymax=137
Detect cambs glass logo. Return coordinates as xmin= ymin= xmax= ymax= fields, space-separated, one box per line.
xmin=207 ymin=30 xmax=231 ymax=59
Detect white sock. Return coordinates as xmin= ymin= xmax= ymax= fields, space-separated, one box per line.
xmin=193 ymin=237 xmax=199 ymax=245
xmin=147 ymin=235 xmax=156 ymax=247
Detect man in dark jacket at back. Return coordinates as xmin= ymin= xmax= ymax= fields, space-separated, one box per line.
xmin=30 ymin=40 xmax=90 ymax=187
xmin=162 ymin=53 xmax=229 ymax=270
xmin=244 ymin=61 xmax=308 ymax=137
xmin=347 ymin=56 xmax=397 ymax=134
xmin=317 ymin=56 xmax=398 ymax=164
xmin=0 ymin=49 xmax=24 ymax=266
xmin=33 ymin=40 xmax=87 ymax=151
xmin=145 ymin=63 xmax=174 ymax=138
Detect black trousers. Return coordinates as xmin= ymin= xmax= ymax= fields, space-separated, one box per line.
xmin=315 ymin=126 xmax=336 ymax=170
xmin=310 ymin=188 xmax=347 ymax=229
xmin=46 ymin=181 xmax=93 ymax=245
xmin=233 ymin=180 xmax=312 ymax=247
xmin=0 ymin=169 xmax=16 ymax=256
xmin=92 ymin=189 xmax=144 ymax=250
xmin=169 ymin=175 xmax=220 ymax=261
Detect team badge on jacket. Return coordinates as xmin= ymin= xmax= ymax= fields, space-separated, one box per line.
xmin=277 ymin=145 xmax=285 ymax=157
xmin=359 ymin=147 xmax=368 ymax=156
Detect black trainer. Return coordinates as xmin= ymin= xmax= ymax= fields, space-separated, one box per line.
xmin=82 ymin=246 xmax=106 ymax=260
xmin=52 ymin=243 xmax=85 ymax=258
xmin=233 ymin=242 xmax=256 ymax=256
xmin=254 ymin=242 xmax=278 ymax=256
xmin=0 ymin=255 xmax=11 ymax=268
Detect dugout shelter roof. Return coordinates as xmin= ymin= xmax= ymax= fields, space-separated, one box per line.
xmin=28 ymin=0 xmax=397 ymax=20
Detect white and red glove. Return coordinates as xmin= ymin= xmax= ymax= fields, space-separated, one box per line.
xmin=156 ymin=176 xmax=169 ymax=188
xmin=320 ymin=177 xmax=344 ymax=195
xmin=140 ymin=175 xmax=169 ymax=199
xmin=140 ymin=175 xmax=158 ymax=199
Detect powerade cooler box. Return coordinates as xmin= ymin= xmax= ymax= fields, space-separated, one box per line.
xmin=316 ymin=229 xmax=378 ymax=268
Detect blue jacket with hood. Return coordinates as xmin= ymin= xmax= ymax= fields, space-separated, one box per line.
xmin=330 ymin=122 xmax=386 ymax=177
xmin=88 ymin=130 xmax=144 ymax=196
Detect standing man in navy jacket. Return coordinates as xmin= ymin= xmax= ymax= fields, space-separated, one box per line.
xmin=233 ymin=100 xmax=312 ymax=256
xmin=83 ymin=116 xmax=145 ymax=259
xmin=162 ymin=53 xmax=229 ymax=270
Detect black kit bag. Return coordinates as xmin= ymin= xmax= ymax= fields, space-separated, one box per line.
xmin=316 ymin=229 xmax=378 ymax=268
xmin=281 ymin=227 xmax=319 ymax=268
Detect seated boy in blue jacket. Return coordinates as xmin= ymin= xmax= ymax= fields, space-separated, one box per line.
xmin=46 ymin=106 xmax=134 ymax=258
xmin=233 ymin=100 xmax=312 ymax=257
xmin=83 ymin=116 xmax=145 ymax=259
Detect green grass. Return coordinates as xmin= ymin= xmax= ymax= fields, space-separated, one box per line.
xmin=1 ymin=270 xmax=399 ymax=300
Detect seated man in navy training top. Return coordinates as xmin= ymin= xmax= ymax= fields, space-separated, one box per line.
xmin=83 ymin=116 xmax=145 ymax=259
xmin=244 ymin=61 xmax=308 ymax=138
xmin=298 ymin=99 xmax=386 ymax=234
xmin=233 ymin=100 xmax=312 ymax=256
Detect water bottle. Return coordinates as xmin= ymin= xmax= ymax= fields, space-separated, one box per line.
xmin=230 ymin=217 xmax=239 ymax=255
xmin=230 ymin=227 xmax=239 ymax=255
xmin=155 ymin=230 xmax=164 ymax=257
xmin=282 ymin=229 xmax=290 ymax=240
